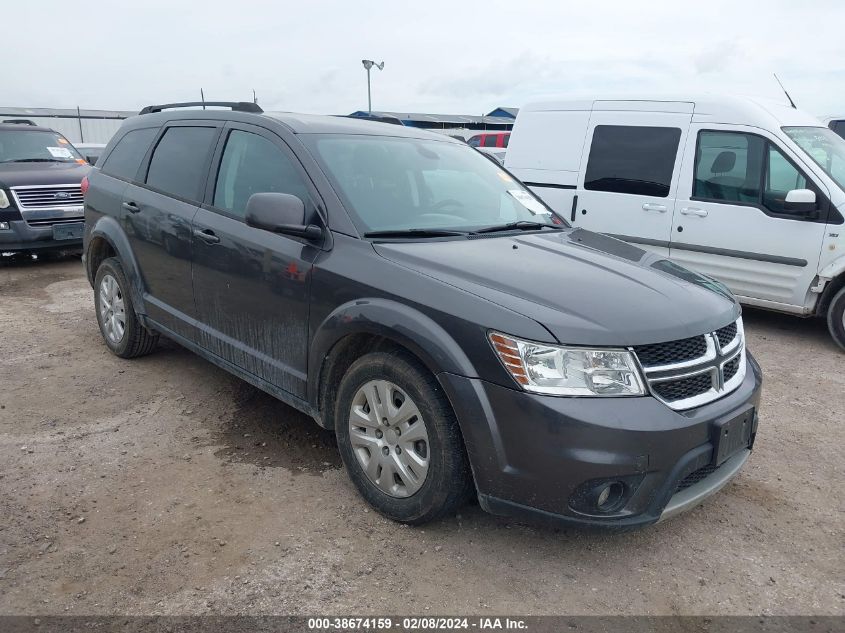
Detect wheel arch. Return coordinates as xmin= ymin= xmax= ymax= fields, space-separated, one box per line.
xmin=85 ymin=216 xmax=146 ymax=315
xmin=815 ymin=255 xmax=845 ymax=317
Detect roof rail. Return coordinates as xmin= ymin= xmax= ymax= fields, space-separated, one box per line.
xmin=138 ymin=101 xmax=263 ymax=115
xmin=2 ymin=119 xmax=37 ymax=125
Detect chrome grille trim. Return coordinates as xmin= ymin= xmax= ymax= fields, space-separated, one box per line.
xmin=10 ymin=184 xmax=84 ymax=227
xmin=632 ymin=317 xmax=746 ymax=411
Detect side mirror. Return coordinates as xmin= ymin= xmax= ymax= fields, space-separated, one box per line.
xmin=784 ymin=189 xmax=818 ymax=215
xmin=245 ymin=192 xmax=322 ymax=241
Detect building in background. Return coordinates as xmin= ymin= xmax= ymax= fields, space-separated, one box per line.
xmin=347 ymin=107 xmax=517 ymax=138
xmin=0 ymin=107 xmax=134 ymax=144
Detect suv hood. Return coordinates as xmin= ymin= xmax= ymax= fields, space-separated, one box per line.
xmin=0 ymin=162 xmax=89 ymax=188
xmin=374 ymin=228 xmax=740 ymax=346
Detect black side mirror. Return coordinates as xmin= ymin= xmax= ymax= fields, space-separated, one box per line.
xmin=783 ymin=189 xmax=818 ymax=216
xmin=245 ymin=192 xmax=322 ymax=241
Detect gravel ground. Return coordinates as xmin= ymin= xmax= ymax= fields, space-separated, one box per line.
xmin=0 ymin=255 xmax=842 ymax=616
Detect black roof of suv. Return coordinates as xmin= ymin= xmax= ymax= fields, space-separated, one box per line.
xmin=82 ymin=102 xmax=761 ymax=528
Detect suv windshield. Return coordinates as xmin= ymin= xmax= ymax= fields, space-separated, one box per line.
xmin=783 ymin=126 xmax=845 ymax=193
xmin=0 ymin=129 xmax=84 ymax=164
xmin=306 ymin=134 xmax=559 ymax=234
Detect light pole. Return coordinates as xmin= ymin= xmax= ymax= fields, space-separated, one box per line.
xmin=361 ymin=59 xmax=384 ymax=114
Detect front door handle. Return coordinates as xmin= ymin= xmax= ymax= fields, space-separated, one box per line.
xmin=680 ymin=207 xmax=709 ymax=217
xmin=642 ymin=203 xmax=667 ymax=213
xmin=122 ymin=201 xmax=140 ymax=214
xmin=193 ymin=228 xmax=220 ymax=244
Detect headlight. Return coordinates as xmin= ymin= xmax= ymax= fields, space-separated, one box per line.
xmin=489 ymin=332 xmax=645 ymax=396
xmin=0 ymin=190 xmax=10 ymax=209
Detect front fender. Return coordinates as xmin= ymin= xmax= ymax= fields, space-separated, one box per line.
xmin=308 ymin=297 xmax=478 ymax=400
xmin=86 ymin=215 xmax=146 ymax=315
xmin=819 ymin=253 xmax=845 ymax=280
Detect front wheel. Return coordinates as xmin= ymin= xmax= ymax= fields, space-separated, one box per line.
xmin=334 ymin=350 xmax=473 ymax=524
xmin=827 ymin=286 xmax=845 ymax=351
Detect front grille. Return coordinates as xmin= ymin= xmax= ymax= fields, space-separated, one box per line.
xmin=675 ymin=462 xmax=722 ymax=493
xmin=11 ymin=184 xmax=84 ymax=210
xmin=716 ymin=322 xmax=738 ymax=348
xmin=633 ymin=335 xmax=707 ymax=368
xmin=651 ymin=373 xmax=713 ymax=402
xmin=723 ymin=356 xmax=740 ymax=382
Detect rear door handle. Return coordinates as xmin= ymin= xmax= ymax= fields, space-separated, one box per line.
xmin=122 ymin=201 xmax=140 ymax=213
xmin=642 ymin=203 xmax=667 ymax=213
xmin=193 ymin=228 xmax=220 ymax=244
xmin=680 ymin=207 xmax=709 ymax=217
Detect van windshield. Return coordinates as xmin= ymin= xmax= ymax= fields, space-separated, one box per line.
xmin=783 ymin=126 xmax=845 ymax=193
xmin=306 ymin=134 xmax=560 ymax=235
xmin=0 ymin=129 xmax=84 ymax=164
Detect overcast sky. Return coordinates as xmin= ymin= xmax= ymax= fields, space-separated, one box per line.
xmin=6 ymin=0 xmax=844 ymax=117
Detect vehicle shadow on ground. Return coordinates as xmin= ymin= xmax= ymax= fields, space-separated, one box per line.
xmin=741 ymin=306 xmax=834 ymax=348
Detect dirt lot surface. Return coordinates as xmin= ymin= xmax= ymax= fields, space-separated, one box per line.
xmin=0 ymin=255 xmax=842 ymax=616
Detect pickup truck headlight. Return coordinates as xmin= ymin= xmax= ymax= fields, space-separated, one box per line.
xmin=0 ymin=190 xmax=10 ymax=209
xmin=489 ymin=332 xmax=645 ymax=396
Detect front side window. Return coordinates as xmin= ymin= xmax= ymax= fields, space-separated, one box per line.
xmin=482 ymin=135 xmax=498 ymax=147
xmin=145 ymin=126 xmax=217 ymax=202
xmin=0 ymin=129 xmax=84 ymax=164
xmin=100 ymin=128 xmax=158 ymax=181
xmin=213 ymin=130 xmax=310 ymax=218
xmin=584 ymin=125 xmax=681 ymax=197
xmin=693 ymin=131 xmax=764 ymax=204
xmin=306 ymin=134 xmax=557 ymax=234
xmin=467 ymin=135 xmax=482 ymax=147
xmin=783 ymin=126 xmax=845 ymax=194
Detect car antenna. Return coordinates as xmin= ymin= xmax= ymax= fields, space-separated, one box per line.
xmin=200 ymin=88 xmax=206 ymax=110
xmin=253 ymin=89 xmax=257 ymax=105
xmin=773 ymin=73 xmax=797 ymax=109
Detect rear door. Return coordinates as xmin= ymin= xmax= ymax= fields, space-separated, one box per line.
xmin=122 ymin=121 xmax=221 ymax=334
xmin=191 ymin=122 xmax=322 ymax=397
xmin=573 ymin=105 xmax=692 ymax=256
xmin=670 ymin=125 xmax=829 ymax=311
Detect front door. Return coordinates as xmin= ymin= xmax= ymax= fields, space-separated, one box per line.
xmin=573 ymin=108 xmax=693 ymax=257
xmin=123 ymin=122 xmax=221 ymax=334
xmin=670 ymin=125 xmax=829 ymax=312
xmin=191 ymin=123 xmax=321 ymax=398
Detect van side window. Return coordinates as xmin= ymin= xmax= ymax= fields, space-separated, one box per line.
xmin=146 ymin=126 xmax=217 ymax=202
xmin=764 ymin=145 xmax=808 ymax=213
xmin=213 ymin=129 xmax=310 ymax=219
xmin=584 ymin=125 xmax=681 ymax=198
xmin=693 ymin=131 xmax=764 ymax=204
xmin=100 ymin=127 xmax=158 ymax=181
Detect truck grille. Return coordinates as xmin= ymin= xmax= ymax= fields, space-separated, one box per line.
xmin=633 ymin=318 xmax=745 ymax=411
xmin=10 ymin=184 xmax=84 ymax=227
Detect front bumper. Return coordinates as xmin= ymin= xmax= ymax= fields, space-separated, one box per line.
xmin=439 ymin=352 xmax=763 ymax=529
xmin=0 ymin=219 xmax=83 ymax=252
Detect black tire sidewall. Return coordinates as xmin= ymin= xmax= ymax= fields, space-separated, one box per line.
xmin=93 ymin=258 xmax=139 ymax=357
xmin=827 ymin=287 xmax=845 ymax=351
xmin=335 ymin=351 xmax=470 ymax=523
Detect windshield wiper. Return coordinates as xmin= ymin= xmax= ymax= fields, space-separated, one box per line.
xmin=363 ymin=228 xmax=470 ymax=238
xmin=0 ymin=158 xmax=65 ymax=163
xmin=472 ymin=220 xmax=562 ymax=234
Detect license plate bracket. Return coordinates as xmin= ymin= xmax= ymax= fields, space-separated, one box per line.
xmin=712 ymin=408 xmax=754 ymax=466
xmin=52 ymin=222 xmax=84 ymax=241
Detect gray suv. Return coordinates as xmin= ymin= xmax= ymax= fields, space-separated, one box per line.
xmin=83 ymin=102 xmax=762 ymax=527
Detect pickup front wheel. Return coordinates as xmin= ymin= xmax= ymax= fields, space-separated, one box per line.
xmin=334 ymin=350 xmax=473 ymax=524
xmin=827 ymin=285 xmax=845 ymax=351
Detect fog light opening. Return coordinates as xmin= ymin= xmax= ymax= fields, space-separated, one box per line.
xmin=595 ymin=481 xmax=625 ymax=512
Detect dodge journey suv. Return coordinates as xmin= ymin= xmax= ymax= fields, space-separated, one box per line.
xmin=83 ymin=102 xmax=762 ymax=528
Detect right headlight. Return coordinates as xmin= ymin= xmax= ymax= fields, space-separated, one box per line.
xmin=0 ymin=189 xmax=10 ymax=209
xmin=489 ymin=332 xmax=645 ymax=397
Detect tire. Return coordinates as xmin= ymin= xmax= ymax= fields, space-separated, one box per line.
xmin=827 ymin=285 xmax=845 ymax=352
xmin=334 ymin=350 xmax=474 ymax=524
xmin=94 ymin=257 xmax=158 ymax=358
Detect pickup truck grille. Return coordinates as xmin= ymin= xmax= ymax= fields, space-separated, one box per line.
xmin=10 ymin=184 xmax=84 ymax=227
xmin=632 ymin=318 xmax=745 ymax=411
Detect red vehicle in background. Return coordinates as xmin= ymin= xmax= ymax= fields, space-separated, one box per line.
xmin=467 ymin=131 xmax=510 ymax=148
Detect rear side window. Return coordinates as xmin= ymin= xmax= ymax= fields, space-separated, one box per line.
xmin=584 ymin=125 xmax=682 ymax=197
xmin=482 ymin=135 xmax=498 ymax=147
xmin=145 ymin=126 xmax=217 ymax=202
xmin=100 ymin=128 xmax=157 ymax=181
xmin=502 ymin=134 xmax=510 ymax=148
xmin=213 ymin=129 xmax=311 ymax=218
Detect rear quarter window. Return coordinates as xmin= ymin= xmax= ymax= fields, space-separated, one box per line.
xmin=584 ymin=125 xmax=681 ymax=197
xmin=100 ymin=128 xmax=158 ymax=181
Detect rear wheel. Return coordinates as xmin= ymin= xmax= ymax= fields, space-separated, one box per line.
xmin=827 ymin=286 xmax=845 ymax=351
xmin=94 ymin=257 xmax=158 ymax=358
xmin=335 ymin=350 xmax=473 ymax=524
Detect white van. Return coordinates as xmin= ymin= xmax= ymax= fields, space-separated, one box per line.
xmin=505 ymin=95 xmax=845 ymax=349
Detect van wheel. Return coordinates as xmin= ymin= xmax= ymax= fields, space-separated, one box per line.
xmin=94 ymin=257 xmax=158 ymax=358
xmin=334 ymin=350 xmax=474 ymax=524
xmin=827 ymin=286 xmax=845 ymax=351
